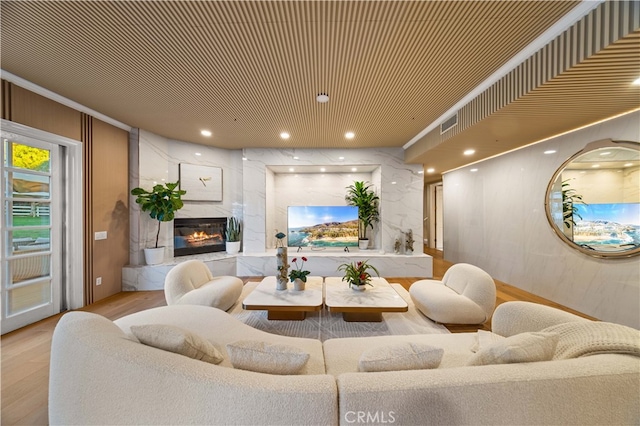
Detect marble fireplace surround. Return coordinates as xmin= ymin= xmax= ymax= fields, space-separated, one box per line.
xmin=125 ymin=130 xmax=431 ymax=291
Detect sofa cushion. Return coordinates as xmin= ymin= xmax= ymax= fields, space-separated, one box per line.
xmin=467 ymin=331 xmax=558 ymax=366
xmin=541 ymin=321 xmax=640 ymax=360
xmin=130 ymin=324 xmax=224 ymax=364
xmin=226 ymin=340 xmax=310 ymax=375
xmin=358 ymin=342 xmax=444 ymax=372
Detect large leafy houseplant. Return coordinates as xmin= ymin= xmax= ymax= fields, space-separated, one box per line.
xmin=561 ymin=179 xmax=586 ymax=229
xmin=131 ymin=181 xmax=186 ymax=248
xmin=345 ymin=181 xmax=380 ymax=241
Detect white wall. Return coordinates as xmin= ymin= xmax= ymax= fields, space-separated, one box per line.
xmin=242 ymin=148 xmax=424 ymax=254
xmin=130 ymin=129 xmax=243 ymax=264
xmin=443 ymin=111 xmax=640 ymax=328
xmin=131 ymin=138 xmax=424 ymax=263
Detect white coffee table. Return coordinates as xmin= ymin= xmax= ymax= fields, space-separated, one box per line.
xmin=242 ymin=276 xmax=324 ymax=320
xmin=324 ymin=277 xmax=408 ymax=322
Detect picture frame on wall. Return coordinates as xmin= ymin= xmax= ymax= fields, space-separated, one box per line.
xmin=179 ymin=163 xmax=223 ymax=201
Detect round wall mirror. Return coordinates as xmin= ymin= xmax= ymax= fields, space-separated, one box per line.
xmin=545 ymin=139 xmax=640 ymax=258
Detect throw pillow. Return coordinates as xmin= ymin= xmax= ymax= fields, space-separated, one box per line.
xmin=540 ymin=321 xmax=640 ymax=360
xmin=358 ymin=342 xmax=444 ymax=372
xmin=130 ymin=324 xmax=223 ymax=364
xmin=467 ymin=331 xmax=558 ymax=366
xmin=469 ymin=330 xmax=506 ymax=353
xmin=226 ymin=340 xmax=310 ymax=375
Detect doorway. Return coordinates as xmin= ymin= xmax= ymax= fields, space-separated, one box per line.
xmin=1 ymin=121 xmax=83 ymax=334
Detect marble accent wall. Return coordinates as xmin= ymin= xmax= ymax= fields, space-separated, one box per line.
xmin=129 ymin=129 xmax=243 ymax=265
xmin=242 ymin=148 xmax=424 ymax=254
xmin=443 ymin=111 xmax=640 ymax=328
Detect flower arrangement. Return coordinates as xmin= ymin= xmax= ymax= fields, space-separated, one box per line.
xmin=289 ymin=257 xmax=310 ymax=282
xmin=337 ymin=259 xmax=379 ymax=288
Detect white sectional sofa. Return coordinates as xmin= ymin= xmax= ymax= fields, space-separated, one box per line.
xmin=49 ymin=302 xmax=640 ymax=425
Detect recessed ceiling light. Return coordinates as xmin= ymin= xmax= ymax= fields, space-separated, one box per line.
xmin=391 ymin=181 xmax=397 ymax=185
xmin=293 ymin=156 xmax=299 ymax=160
xmin=624 ymin=163 xmax=633 ymax=167
xmin=470 ymin=168 xmax=478 ymax=172
xmin=242 ymin=156 xmax=247 ymax=161
xmin=316 ymin=93 xmax=329 ymax=103
xmin=338 ymin=156 xmax=345 ymax=160
xmin=351 ymin=167 xmax=358 ymax=172
xmin=599 ymin=151 xmax=611 ymax=156
xmin=632 ymin=77 xmax=640 ymax=85
xmin=464 ymin=149 xmax=475 ymax=156
xmin=195 ymin=152 xmax=202 ymax=156
xmin=345 ymin=132 xmax=355 ymax=139
xmin=280 ymin=132 xmax=290 ymax=139
xmin=201 ymin=130 xmax=212 ymax=137
xmin=426 ymin=168 xmax=435 ymax=173
xmin=544 ymin=150 xmax=556 ymax=154
xmin=289 ymin=167 xmax=295 ymax=172
xmin=320 ymin=167 xmax=326 ymax=172
xmin=591 ymin=164 xmax=600 ymax=168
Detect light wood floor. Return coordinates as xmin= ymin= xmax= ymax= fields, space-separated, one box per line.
xmin=1 ymin=248 xmax=594 ymax=425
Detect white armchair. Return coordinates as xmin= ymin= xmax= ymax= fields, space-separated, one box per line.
xmin=409 ymin=263 xmax=496 ymax=324
xmin=164 ymin=259 xmax=243 ymax=311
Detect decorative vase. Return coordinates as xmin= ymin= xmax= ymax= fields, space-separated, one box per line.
xmin=358 ymin=239 xmax=369 ymax=250
xmin=293 ymin=278 xmax=305 ymax=291
xmin=226 ymin=241 xmax=241 ymax=254
xmin=143 ymin=247 xmax=165 ymax=265
xmin=276 ymin=247 xmax=288 ymax=290
xmin=351 ymin=283 xmax=367 ymax=291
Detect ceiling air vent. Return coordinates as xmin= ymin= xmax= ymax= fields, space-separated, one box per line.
xmin=440 ymin=113 xmax=458 ymax=134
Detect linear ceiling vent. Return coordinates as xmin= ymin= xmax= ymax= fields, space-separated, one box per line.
xmin=440 ymin=113 xmax=458 ymax=134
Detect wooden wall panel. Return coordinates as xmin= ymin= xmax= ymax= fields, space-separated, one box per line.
xmin=90 ymin=118 xmax=129 ymax=301
xmin=9 ymin=85 xmax=82 ymax=141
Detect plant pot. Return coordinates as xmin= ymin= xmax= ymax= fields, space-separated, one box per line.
xmin=143 ymin=247 xmax=165 ymax=265
xmin=226 ymin=241 xmax=241 ymax=254
xmin=293 ymin=278 xmax=305 ymax=291
xmin=351 ymin=284 xmax=367 ymax=291
xmin=358 ymin=239 xmax=369 ymax=250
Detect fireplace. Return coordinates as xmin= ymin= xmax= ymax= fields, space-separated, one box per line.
xmin=174 ymin=217 xmax=226 ymax=257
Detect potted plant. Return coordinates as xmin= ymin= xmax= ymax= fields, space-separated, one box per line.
xmin=562 ymin=179 xmax=586 ymax=230
xmin=288 ymin=256 xmax=310 ymax=291
xmin=225 ymin=216 xmax=242 ymax=254
xmin=337 ymin=259 xmax=379 ymax=291
xmin=345 ymin=181 xmax=380 ymax=250
xmin=131 ymin=181 xmax=186 ymax=265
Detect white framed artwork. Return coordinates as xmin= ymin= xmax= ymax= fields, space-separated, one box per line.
xmin=179 ymin=163 xmax=223 ymax=201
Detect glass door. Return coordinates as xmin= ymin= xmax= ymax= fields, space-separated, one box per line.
xmin=1 ymin=138 xmax=62 ymax=334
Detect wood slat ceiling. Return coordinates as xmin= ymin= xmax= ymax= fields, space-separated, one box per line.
xmin=2 ymin=1 xmax=637 ymax=177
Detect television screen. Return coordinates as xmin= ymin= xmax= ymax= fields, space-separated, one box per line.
xmin=287 ymin=206 xmax=359 ymax=247
xmin=573 ymin=202 xmax=640 ymax=249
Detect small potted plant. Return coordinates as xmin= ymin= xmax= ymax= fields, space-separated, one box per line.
xmin=131 ymin=181 xmax=186 ymax=265
xmin=288 ymin=257 xmax=310 ymax=291
xmin=337 ymin=259 xmax=380 ymax=291
xmin=345 ymin=181 xmax=380 ymax=250
xmin=225 ymin=216 xmax=242 ymax=254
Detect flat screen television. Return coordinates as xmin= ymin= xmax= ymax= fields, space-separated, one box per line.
xmin=573 ymin=202 xmax=640 ymax=248
xmin=287 ymin=205 xmax=359 ymax=248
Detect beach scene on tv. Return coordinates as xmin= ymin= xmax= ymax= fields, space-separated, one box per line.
xmin=573 ymin=202 xmax=640 ymax=251
xmin=287 ymin=205 xmax=359 ymax=247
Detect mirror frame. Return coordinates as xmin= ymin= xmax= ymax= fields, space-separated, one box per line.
xmin=544 ymin=138 xmax=640 ymax=259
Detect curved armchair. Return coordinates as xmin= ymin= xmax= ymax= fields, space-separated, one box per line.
xmin=409 ymin=263 xmax=496 ymax=324
xmin=164 ymin=259 xmax=243 ymax=311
